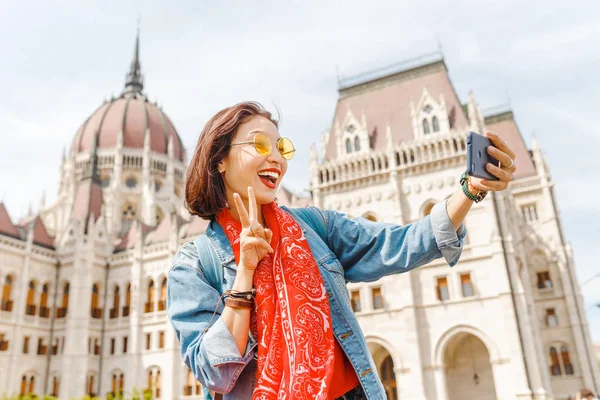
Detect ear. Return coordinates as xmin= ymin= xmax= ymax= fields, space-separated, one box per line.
xmin=217 ymin=160 xmax=226 ymax=174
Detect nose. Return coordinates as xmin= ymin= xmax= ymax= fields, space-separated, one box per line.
xmin=266 ymin=145 xmax=285 ymax=165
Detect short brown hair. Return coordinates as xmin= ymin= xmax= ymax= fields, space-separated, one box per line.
xmin=185 ymin=102 xmax=278 ymax=219
xmin=580 ymin=389 xmax=595 ymax=399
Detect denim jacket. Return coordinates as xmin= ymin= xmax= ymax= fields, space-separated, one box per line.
xmin=167 ymin=202 xmax=466 ymax=400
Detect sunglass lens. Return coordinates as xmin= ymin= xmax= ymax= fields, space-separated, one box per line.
xmin=254 ymin=133 xmax=272 ymax=156
xmin=278 ymin=138 xmax=295 ymax=160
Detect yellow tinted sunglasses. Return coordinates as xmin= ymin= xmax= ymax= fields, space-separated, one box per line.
xmin=231 ymin=132 xmax=295 ymax=160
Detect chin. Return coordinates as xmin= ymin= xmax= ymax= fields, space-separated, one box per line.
xmin=256 ymin=193 xmax=277 ymax=205
xmin=253 ymin=186 xmax=278 ymax=205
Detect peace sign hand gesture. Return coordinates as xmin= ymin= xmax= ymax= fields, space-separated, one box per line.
xmin=233 ymin=187 xmax=274 ymax=273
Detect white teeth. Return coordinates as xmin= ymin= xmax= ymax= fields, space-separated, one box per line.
xmin=258 ymin=171 xmax=280 ymax=181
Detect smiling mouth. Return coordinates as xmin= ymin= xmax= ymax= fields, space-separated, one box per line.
xmin=257 ymin=171 xmax=280 ymax=184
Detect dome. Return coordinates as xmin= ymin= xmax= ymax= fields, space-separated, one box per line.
xmin=70 ymin=93 xmax=184 ymax=161
xmin=70 ymin=33 xmax=185 ymax=161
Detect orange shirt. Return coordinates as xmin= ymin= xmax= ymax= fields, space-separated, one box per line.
xmin=328 ymin=341 xmax=360 ymax=399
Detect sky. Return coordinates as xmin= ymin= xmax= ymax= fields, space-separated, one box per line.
xmin=1 ymin=0 xmax=599 ymax=343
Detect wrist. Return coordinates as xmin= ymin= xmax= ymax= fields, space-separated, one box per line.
xmin=460 ymin=172 xmax=487 ymax=203
xmin=466 ymin=181 xmax=480 ymax=196
xmin=232 ymin=267 xmax=254 ymax=291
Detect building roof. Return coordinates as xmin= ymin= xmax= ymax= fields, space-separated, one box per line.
xmin=69 ymin=33 xmax=185 ymax=161
xmin=146 ymin=212 xmax=189 ymax=244
xmin=484 ymin=110 xmax=537 ymax=179
xmin=325 ymin=57 xmax=469 ymax=160
xmin=115 ymin=220 xmax=154 ymax=251
xmin=72 ymin=179 xmax=104 ymax=227
xmin=0 ymin=203 xmax=19 ymax=239
xmin=16 ymin=215 xmax=54 ymax=249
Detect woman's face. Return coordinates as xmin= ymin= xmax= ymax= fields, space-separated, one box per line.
xmin=219 ymin=115 xmax=288 ymax=207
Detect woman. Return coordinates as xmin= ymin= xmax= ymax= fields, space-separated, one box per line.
xmin=167 ymin=102 xmax=516 ymax=400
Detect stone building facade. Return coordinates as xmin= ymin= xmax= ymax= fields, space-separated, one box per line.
xmin=0 ymin=37 xmax=598 ymax=400
xmin=308 ymin=54 xmax=600 ymax=400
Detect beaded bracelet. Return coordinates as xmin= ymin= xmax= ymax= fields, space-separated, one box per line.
xmin=460 ymin=172 xmax=488 ymax=203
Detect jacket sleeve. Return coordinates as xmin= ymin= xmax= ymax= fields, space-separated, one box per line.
xmin=167 ymin=242 xmax=257 ymax=393
xmin=320 ymin=200 xmax=466 ymax=282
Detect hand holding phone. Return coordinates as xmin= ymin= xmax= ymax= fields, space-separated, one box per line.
xmin=466 ymin=131 xmax=500 ymax=181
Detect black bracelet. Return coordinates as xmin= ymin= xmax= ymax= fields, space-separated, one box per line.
xmin=223 ymin=289 xmax=256 ymax=301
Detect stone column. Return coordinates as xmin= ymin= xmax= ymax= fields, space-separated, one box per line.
xmin=432 ymin=366 xmax=448 ymax=400
xmin=7 ymin=225 xmax=35 ymax=395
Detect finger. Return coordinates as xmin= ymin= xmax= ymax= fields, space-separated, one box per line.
xmin=233 ymin=193 xmax=250 ymax=227
xmin=472 ymin=179 xmax=507 ymax=191
xmin=249 ymin=222 xmax=267 ymax=240
xmin=265 ymin=228 xmax=273 ymax=246
xmin=242 ymin=237 xmax=274 ymax=253
xmin=486 ymin=163 xmax=512 ymax=182
xmin=487 ymin=146 xmax=514 ymax=170
xmin=247 ymin=187 xmax=257 ymax=223
xmin=485 ymin=131 xmax=516 ymax=160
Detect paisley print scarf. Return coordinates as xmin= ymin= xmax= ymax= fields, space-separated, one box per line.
xmin=216 ymin=202 xmax=335 ymax=399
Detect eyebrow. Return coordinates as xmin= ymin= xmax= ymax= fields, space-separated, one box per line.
xmin=246 ymin=129 xmax=282 ymax=139
xmin=246 ymin=129 xmax=262 ymax=137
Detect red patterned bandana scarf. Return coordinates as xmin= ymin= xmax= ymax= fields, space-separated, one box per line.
xmin=216 ymin=202 xmax=335 ymax=399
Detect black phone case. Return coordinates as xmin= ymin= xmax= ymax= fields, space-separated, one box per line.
xmin=466 ymin=131 xmax=499 ymax=181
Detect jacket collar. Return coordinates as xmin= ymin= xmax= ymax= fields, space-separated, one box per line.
xmin=205 ymin=219 xmax=235 ymax=267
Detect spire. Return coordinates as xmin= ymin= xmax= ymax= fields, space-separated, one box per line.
xmin=531 ymin=133 xmax=540 ymax=150
xmin=124 ymin=26 xmax=144 ymax=94
xmin=83 ymin=131 xmax=101 ymax=183
xmin=39 ymin=189 xmax=46 ymax=211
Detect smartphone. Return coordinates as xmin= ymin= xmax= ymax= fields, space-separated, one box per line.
xmin=466 ymin=131 xmax=499 ymax=181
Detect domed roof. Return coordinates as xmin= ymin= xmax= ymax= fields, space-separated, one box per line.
xmin=70 ymin=33 xmax=185 ymax=161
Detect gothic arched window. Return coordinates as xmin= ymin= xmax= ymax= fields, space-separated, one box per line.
xmin=354 ymin=136 xmax=361 ymax=152
xmin=159 ymin=278 xmax=167 ymax=311
xmin=40 ymin=283 xmax=49 ymax=318
xmin=25 ymin=281 xmax=36 ymax=316
xmin=422 ymin=119 xmax=430 ymax=135
xmin=550 ymin=347 xmax=561 ymax=376
xmin=432 ymin=116 xmax=440 ymax=132
xmin=111 ymin=286 xmax=120 ymax=319
xmin=90 ymin=284 xmax=102 ymax=319
xmin=561 ymin=346 xmax=574 ymax=375
xmin=346 ymin=138 xmax=352 ymax=154
xmin=123 ymin=283 xmax=131 ymax=317
xmin=381 ymin=355 xmax=397 ymax=399
xmin=145 ymin=280 xmax=155 ymax=313
xmin=1 ymin=275 xmax=14 ymax=312
xmin=57 ymin=282 xmax=69 ymax=318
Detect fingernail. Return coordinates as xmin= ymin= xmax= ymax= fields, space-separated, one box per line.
xmin=481 ymin=179 xmax=487 ymax=184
